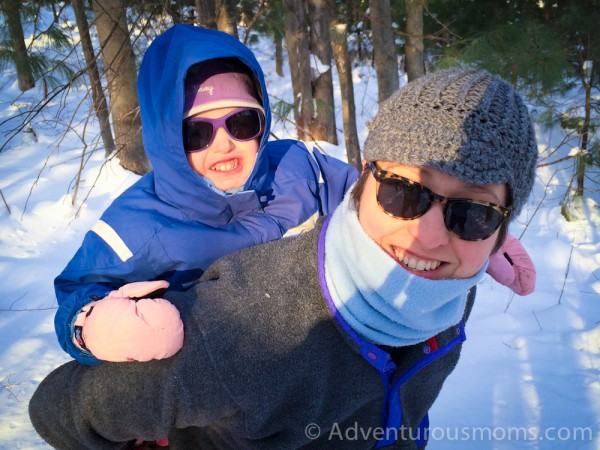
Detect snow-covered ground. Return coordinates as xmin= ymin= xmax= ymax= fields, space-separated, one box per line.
xmin=1 ymin=19 xmax=599 ymax=449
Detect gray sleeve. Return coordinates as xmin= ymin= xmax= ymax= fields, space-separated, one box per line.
xmin=29 ymin=319 xmax=238 ymax=448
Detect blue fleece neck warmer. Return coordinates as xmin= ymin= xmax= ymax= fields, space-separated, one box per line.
xmin=324 ymin=192 xmax=487 ymax=347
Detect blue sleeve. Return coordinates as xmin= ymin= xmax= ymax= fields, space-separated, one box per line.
xmin=54 ymin=228 xmax=166 ymax=365
xmin=310 ymin=149 xmax=359 ymax=215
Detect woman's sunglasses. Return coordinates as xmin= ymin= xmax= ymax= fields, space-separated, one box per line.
xmin=368 ymin=162 xmax=511 ymax=241
xmin=183 ymin=108 xmax=264 ymax=153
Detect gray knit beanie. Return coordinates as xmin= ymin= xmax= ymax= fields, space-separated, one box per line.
xmin=363 ymin=68 xmax=538 ymax=219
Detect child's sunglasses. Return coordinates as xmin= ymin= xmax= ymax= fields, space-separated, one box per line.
xmin=183 ymin=108 xmax=264 ymax=153
xmin=368 ymin=162 xmax=511 ymax=241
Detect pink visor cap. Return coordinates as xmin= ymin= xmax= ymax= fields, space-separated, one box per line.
xmin=183 ymin=59 xmax=264 ymax=119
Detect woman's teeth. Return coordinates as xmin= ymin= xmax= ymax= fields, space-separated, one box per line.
xmin=401 ymin=256 xmax=441 ymax=272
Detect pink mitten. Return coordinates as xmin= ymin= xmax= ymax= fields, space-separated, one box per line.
xmin=487 ymin=234 xmax=536 ymax=296
xmin=106 ymin=280 xmax=170 ymax=300
xmin=73 ymin=280 xmax=184 ymax=362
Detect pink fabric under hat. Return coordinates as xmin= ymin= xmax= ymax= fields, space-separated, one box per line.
xmin=183 ymin=58 xmax=264 ymax=119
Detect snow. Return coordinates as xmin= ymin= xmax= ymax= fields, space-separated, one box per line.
xmin=1 ymin=22 xmax=599 ymax=450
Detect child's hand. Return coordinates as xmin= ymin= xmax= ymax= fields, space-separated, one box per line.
xmin=73 ymin=281 xmax=184 ymax=362
xmin=487 ymin=234 xmax=536 ymax=296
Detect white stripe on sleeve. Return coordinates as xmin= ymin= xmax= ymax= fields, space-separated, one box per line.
xmin=283 ymin=211 xmax=319 ymax=238
xmin=91 ymin=220 xmax=133 ymax=262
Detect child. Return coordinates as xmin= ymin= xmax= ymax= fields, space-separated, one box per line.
xmin=54 ymin=24 xmax=357 ymax=366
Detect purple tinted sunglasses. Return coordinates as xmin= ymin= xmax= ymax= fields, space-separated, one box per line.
xmin=183 ymin=108 xmax=264 ymax=153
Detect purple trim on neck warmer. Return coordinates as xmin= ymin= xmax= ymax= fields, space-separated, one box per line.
xmin=317 ymin=216 xmax=394 ymax=374
xmin=317 ymin=215 xmax=468 ymax=449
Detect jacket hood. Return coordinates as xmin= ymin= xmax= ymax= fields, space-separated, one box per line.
xmin=137 ymin=24 xmax=271 ymax=223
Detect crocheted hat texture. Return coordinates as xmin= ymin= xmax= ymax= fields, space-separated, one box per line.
xmin=363 ymin=68 xmax=538 ymax=218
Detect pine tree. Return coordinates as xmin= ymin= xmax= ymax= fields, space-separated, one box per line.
xmin=0 ymin=0 xmax=75 ymax=92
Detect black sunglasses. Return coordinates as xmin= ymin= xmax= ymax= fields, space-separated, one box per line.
xmin=183 ymin=108 xmax=264 ymax=153
xmin=368 ymin=162 xmax=511 ymax=241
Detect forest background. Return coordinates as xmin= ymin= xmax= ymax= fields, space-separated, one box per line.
xmin=1 ymin=0 xmax=599 ymax=448
xmin=2 ymin=0 xmax=599 ymax=213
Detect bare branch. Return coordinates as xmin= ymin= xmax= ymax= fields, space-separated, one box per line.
xmin=70 ymin=150 xmax=123 ymax=222
xmin=516 ymin=167 xmax=559 ymax=240
xmin=242 ymin=0 xmax=268 ymax=45
xmin=0 ymin=375 xmax=22 ymax=403
xmin=0 ymin=307 xmax=57 ymax=312
xmin=537 ymin=154 xmax=577 ymax=168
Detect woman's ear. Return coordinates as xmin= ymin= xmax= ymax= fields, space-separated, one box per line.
xmin=361 ymin=159 xmax=369 ymax=174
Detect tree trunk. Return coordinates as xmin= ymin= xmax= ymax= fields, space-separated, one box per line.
xmin=405 ymin=0 xmax=425 ymax=82
xmin=91 ymin=0 xmax=149 ymax=174
xmin=275 ymin=35 xmax=284 ymax=77
xmin=71 ymin=0 xmax=115 ymax=157
xmin=307 ymin=0 xmax=337 ymax=144
xmin=216 ymin=0 xmax=238 ymax=37
xmin=283 ymin=0 xmax=314 ymax=141
xmin=369 ymin=0 xmax=399 ymax=103
xmin=195 ymin=0 xmax=218 ymax=29
xmin=576 ymin=69 xmax=593 ymax=197
xmin=331 ymin=22 xmax=361 ymax=170
xmin=1 ymin=0 xmax=35 ymax=91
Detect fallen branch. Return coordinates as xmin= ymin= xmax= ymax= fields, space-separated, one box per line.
xmin=558 ymin=235 xmax=575 ymax=305
xmin=532 ymin=310 xmax=543 ymax=331
xmin=0 ymin=188 xmax=10 ymax=215
xmin=503 ymin=291 xmax=516 ymax=313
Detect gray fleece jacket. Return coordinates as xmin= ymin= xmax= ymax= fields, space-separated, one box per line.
xmin=30 ymin=219 xmax=475 ymax=449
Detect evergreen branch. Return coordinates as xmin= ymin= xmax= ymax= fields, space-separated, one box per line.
xmin=26 ymin=2 xmax=71 ymax=52
xmin=0 ymin=65 xmax=87 ymax=154
xmin=267 ymin=94 xmax=328 ymax=154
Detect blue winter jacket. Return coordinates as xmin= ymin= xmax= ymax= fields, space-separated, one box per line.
xmin=54 ymin=24 xmax=358 ymax=365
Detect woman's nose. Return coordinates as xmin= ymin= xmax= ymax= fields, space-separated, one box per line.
xmin=407 ymin=202 xmax=451 ymax=249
